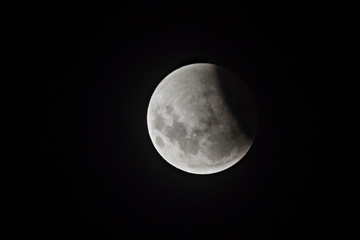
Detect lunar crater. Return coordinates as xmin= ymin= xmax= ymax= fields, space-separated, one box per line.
xmin=153 ymin=113 xmax=165 ymax=131
xmin=165 ymin=121 xmax=187 ymax=142
xmin=156 ymin=136 xmax=165 ymax=148
xmin=179 ymin=137 xmax=199 ymax=155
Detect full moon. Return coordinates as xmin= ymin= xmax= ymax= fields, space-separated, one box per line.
xmin=147 ymin=63 xmax=257 ymax=174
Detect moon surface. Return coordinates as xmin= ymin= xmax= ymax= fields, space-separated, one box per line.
xmin=147 ymin=63 xmax=257 ymax=174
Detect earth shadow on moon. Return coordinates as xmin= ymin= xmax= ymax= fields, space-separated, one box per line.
xmin=215 ymin=65 xmax=258 ymax=140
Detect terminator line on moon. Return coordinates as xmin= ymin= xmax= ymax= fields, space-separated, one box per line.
xmin=147 ymin=63 xmax=257 ymax=174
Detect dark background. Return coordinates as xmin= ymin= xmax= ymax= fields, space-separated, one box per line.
xmin=4 ymin=1 xmax=357 ymax=239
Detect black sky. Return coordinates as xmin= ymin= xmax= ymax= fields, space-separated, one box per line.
xmin=4 ymin=1 xmax=357 ymax=239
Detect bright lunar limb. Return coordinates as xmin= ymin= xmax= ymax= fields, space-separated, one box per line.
xmin=147 ymin=63 xmax=257 ymax=174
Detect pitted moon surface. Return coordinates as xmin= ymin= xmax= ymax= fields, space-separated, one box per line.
xmin=147 ymin=63 xmax=257 ymax=174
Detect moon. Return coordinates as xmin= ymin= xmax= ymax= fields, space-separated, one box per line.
xmin=147 ymin=63 xmax=257 ymax=174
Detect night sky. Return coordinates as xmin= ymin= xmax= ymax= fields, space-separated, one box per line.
xmin=4 ymin=1 xmax=357 ymax=239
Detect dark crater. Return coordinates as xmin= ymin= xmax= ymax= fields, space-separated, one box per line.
xmin=203 ymin=130 xmax=239 ymax=162
xmin=156 ymin=136 xmax=165 ymax=148
xmin=153 ymin=113 xmax=165 ymax=131
xmin=179 ymin=138 xmax=199 ymax=155
xmin=165 ymin=120 xmax=187 ymax=142
xmin=165 ymin=105 xmax=173 ymax=114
